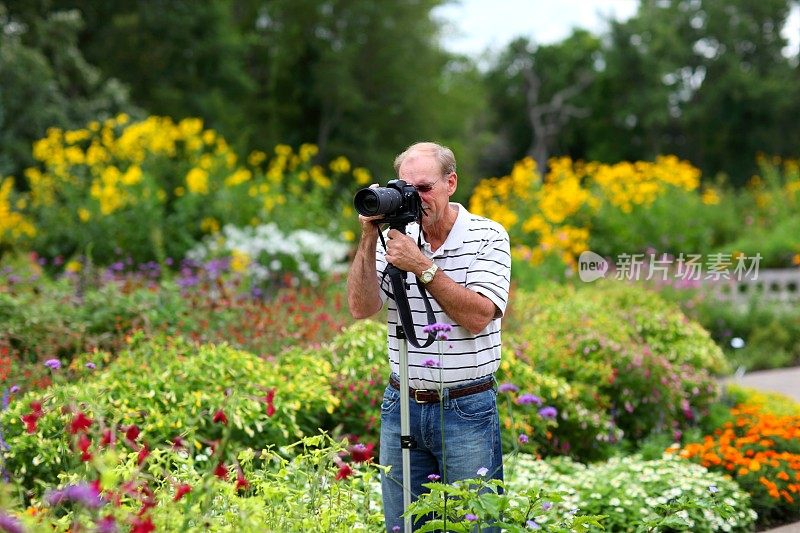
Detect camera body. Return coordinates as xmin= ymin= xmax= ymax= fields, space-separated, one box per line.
xmin=353 ymin=179 xmax=423 ymax=228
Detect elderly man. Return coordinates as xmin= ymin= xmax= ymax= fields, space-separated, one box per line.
xmin=347 ymin=142 xmax=511 ymax=531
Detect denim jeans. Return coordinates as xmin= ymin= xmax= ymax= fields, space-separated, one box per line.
xmin=379 ymin=374 xmax=503 ymax=532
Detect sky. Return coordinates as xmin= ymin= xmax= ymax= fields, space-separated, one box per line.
xmin=433 ymin=0 xmax=800 ymax=59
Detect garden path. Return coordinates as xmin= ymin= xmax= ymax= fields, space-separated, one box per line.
xmin=724 ymin=366 xmax=800 ymax=533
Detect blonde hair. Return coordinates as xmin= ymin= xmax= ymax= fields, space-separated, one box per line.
xmin=393 ymin=142 xmax=457 ymax=177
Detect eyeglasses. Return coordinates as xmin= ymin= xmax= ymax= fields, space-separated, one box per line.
xmin=414 ymin=173 xmax=452 ymax=193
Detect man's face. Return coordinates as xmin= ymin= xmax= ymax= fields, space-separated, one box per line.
xmin=397 ymin=152 xmax=455 ymax=227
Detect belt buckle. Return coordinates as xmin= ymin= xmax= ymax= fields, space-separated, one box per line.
xmin=414 ymin=389 xmax=432 ymax=403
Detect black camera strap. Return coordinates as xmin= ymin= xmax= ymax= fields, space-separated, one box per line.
xmin=382 ymin=266 xmax=437 ymax=349
xmin=378 ymin=226 xmax=436 ymax=349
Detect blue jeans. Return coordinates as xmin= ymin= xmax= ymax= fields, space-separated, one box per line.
xmin=379 ymin=374 xmax=503 ymax=532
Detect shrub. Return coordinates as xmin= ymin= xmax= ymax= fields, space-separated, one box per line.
xmin=507 ymin=453 xmax=756 ymax=532
xmin=671 ymin=399 xmax=800 ymax=527
xmin=21 ymin=115 xmax=364 ymax=265
xmin=506 ymin=282 xmax=726 ymax=446
xmin=0 ymin=333 xmax=339 ymax=493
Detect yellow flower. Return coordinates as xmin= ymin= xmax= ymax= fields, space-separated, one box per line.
xmin=299 ymin=143 xmax=318 ymax=161
xmin=224 ymin=168 xmax=252 ymax=187
xmin=329 ymin=155 xmax=351 ymax=174
xmin=353 ymin=167 xmax=371 ymax=185
xmin=65 ymin=260 xmax=82 ymax=273
xmin=248 ymin=150 xmax=267 ymax=166
xmin=200 ymin=217 xmax=220 ymax=234
xmin=342 ymin=230 xmax=355 ymax=242
xmin=121 ymin=166 xmax=143 ymax=186
xmin=77 ymin=208 xmax=91 ymax=222
xmin=230 ymin=249 xmax=250 ymax=272
xmin=186 ymin=168 xmax=209 ymax=194
xmin=701 ymin=187 xmax=720 ymax=205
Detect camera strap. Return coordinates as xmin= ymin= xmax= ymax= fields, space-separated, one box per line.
xmin=382 ymin=266 xmax=437 ymax=349
xmin=378 ymin=226 xmax=436 ymax=349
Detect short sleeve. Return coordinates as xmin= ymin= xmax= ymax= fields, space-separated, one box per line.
xmin=465 ymin=225 xmax=511 ymax=318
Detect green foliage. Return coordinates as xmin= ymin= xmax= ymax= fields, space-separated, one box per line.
xmin=0 ymin=5 xmax=135 ymax=178
xmin=0 ymin=334 xmax=339 ymax=493
xmin=506 ymin=282 xmax=728 ymax=447
xmin=407 ymin=475 xmax=605 ymax=532
xmin=507 ymin=453 xmax=756 ymax=532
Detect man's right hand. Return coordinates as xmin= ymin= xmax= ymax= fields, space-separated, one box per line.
xmin=358 ymin=183 xmax=384 ymax=239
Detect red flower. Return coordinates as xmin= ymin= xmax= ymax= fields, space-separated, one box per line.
xmin=336 ymin=464 xmax=353 ymax=480
xmin=214 ymin=462 xmax=228 ymax=480
xmin=137 ymin=445 xmax=150 ymax=465
xmin=126 ymin=424 xmax=141 ymax=442
xmin=131 ymin=515 xmax=155 ymax=533
xmin=22 ymin=412 xmax=39 ymax=433
xmin=77 ymin=433 xmax=92 ymax=461
xmin=264 ymin=389 xmax=277 ymax=417
xmin=171 ymin=436 xmax=185 ymax=449
xmin=212 ymin=409 xmax=228 ymax=425
xmin=235 ymin=472 xmax=249 ymax=492
xmin=100 ymin=428 xmax=115 ymax=447
xmin=69 ymin=412 xmax=93 ymax=434
xmin=349 ymin=443 xmax=374 ymax=463
xmin=173 ymin=483 xmax=192 ymax=501
xmin=30 ymin=401 xmax=43 ymax=415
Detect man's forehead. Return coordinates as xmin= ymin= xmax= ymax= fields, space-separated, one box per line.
xmin=399 ymin=151 xmax=437 ymax=171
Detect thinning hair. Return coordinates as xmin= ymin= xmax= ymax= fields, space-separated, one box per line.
xmin=394 ymin=142 xmax=457 ymax=177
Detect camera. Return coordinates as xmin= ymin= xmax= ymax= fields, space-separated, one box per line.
xmin=353 ymin=179 xmax=423 ymax=227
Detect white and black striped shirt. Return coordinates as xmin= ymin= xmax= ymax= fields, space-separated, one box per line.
xmin=376 ymin=203 xmax=511 ymax=389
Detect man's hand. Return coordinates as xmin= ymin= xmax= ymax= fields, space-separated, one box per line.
xmin=385 ymin=229 xmax=429 ymax=276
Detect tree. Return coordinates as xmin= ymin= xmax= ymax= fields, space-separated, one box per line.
xmin=0 ymin=4 xmax=133 ymax=179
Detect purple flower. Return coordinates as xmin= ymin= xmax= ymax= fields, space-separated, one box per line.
xmin=476 ymin=467 xmax=488 ymax=477
xmin=498 ymin=382 xmax=519 ymax=393
xmin=46 ymin=483 xmax=103 ymax=509
xmin=542 ymin=501 xmax=553 ymax=511
xmin=392 ymin=527 xmax=401 ymax=533
xmin=96 ymin=515 xmax=118 ymax=533
xmin=422 ymin=358 xmax=441 ymax=368
xmin=465 ymin=514 xmax=478 ymax=522
xmin=709 ymin=485 xmax=718 ymax=494
xmin=526 ymin=520 xmax=541 ymax=530
xmin=9 ymin=385 xmax=19 ymax=394
xmin=538 ymin=406 xmax=558 ymax=419
xmin=518 ymin=433 xmax=529 ymax=444
xmin=427 ymin=474 xmax=441 ymax=482
xmin=423 ymin=323 xmax=452 ymax=334
xmin=516 ymin=393 xmax=542 ymax=406
xmin=0 ymin=513 xmax=24 ymax=533
xmin=85 ymin=362 xmax=96 ymax=370
xmin=44 ymin=359 xmax=61 ymax=370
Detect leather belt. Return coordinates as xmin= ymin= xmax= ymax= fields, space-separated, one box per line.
xmin=389 ymin=375 xmax=493 ymax=404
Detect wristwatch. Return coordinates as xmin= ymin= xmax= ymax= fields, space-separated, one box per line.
xmin=419 ymin=262 xmax=438 ymax=284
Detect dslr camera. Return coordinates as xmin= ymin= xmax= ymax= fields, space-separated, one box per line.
xmin=353 ymin=179 xmax=423 ymax=228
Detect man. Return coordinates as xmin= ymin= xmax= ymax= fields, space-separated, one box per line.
xmin=347 ymin=142 xmax=511 ymax=531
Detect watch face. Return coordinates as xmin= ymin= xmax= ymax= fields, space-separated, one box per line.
xmin=421 ymin=272 xmax=433 ymax=283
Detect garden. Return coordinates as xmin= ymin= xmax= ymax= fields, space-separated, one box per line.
xmin=0 ymin=114 xmax=799 ymax=532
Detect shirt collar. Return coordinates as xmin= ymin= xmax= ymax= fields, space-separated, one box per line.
xmin=411 ymin=203 xmax=470 ymax=253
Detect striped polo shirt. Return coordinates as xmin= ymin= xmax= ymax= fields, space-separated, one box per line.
xmin=375 ymin=203 xmax=511 ymax=389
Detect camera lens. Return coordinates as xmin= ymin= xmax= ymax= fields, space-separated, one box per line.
xmin=354 ymin=187 xmax=403 ymax=216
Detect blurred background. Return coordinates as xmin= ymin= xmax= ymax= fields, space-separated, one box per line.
xmin=2 ymin=2 xmax=800 ymax=530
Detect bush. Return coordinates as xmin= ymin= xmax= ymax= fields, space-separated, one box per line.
xmin=506 ymin=282 xmax=727 ymax=446
xmin=671 ymin=397 xmax=800 ymax=527
xmin=20 ymin=115 xmax=364 ymax=265
xmin=507 ymin=453 xmax=756 ymax=532
xmin=0 ymin=334 xmax=339 ymax=493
